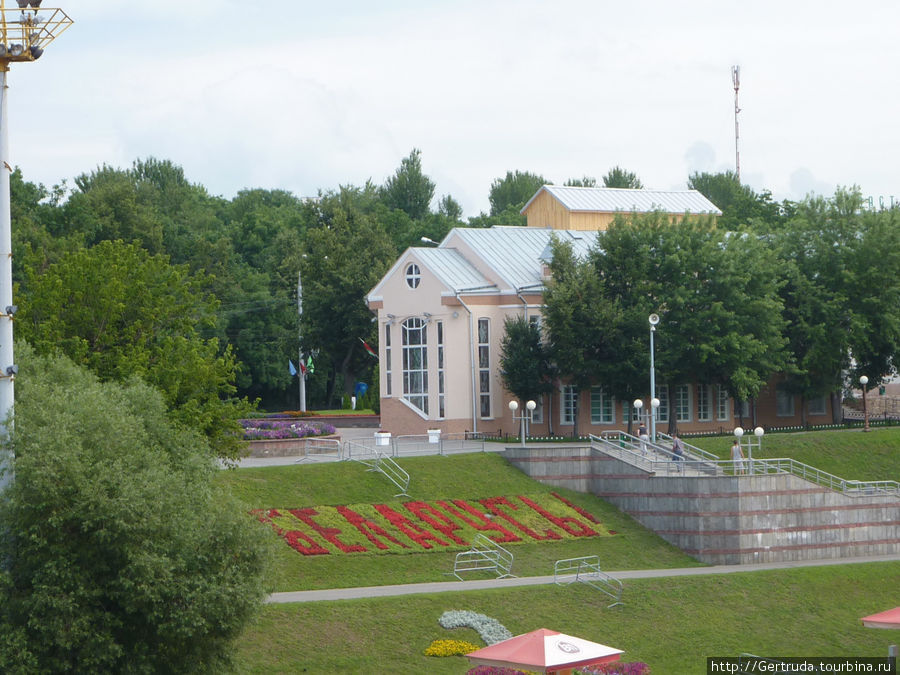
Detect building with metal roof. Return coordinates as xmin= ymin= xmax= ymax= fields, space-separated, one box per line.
xmin=521 ymin=185 xmax=721 ymax=231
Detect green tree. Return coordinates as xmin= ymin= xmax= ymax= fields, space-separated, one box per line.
xmin=437 ymin=193 xmax=463 ymax=221
xmin=380 ymin=148 xmax=435 ymax=221
xmin=594 ymin=213 xmax=788 ymax=430
xmin=0 ymin=345 xmax=272 ymax=673
xmin=564 ymin=176 xmax=597 ymax=187
xmin=499 ymin=315 xmax=553 ymax=406
xmin=488 ymin=170 xmax=547 ymax=216
xmin=543 ymin=237 xmax=620 ymax=435
xmin=603 ymin=166 xmax=643 ymax=189
xmin=687 ymin=170 xmax=784 ymax=230
xmin=17 ymin=240 xmax=252 ymax=458
xmin=298 ymin=189 xmax=396 ymax=405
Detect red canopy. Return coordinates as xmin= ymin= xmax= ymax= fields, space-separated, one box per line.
xmin=466 ymin=627 xmax=623 ymax=674
xmin=861 ymin=607 xmax=900 ymax=629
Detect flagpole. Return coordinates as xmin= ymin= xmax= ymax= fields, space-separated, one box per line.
xmin=297 ymin=272 xmax=306 ymax=412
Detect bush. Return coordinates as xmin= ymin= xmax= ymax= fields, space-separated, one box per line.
xmin=0 ymin=345 xmax=274 ymax=672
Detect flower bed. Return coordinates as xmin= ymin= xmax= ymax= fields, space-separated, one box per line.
xmin=251 ymin=493 xmax=614 ymax=556
xmin=240 ymin=418 xmax=336 ymax=440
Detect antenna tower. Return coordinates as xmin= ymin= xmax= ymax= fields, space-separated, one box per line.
xmin=732 ymin=65 xmax=741 ymax=181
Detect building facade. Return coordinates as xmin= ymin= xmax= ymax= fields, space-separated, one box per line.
xmin=366 ymin=187 xmax=835 ymax=437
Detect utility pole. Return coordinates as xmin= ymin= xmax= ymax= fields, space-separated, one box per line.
xmin=297 ymin=272 xmax=306 ymax=411
xmin=732 ymin=65 xmax=741 ymax=182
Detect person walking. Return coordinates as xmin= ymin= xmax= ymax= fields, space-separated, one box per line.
xmin=731 ymin=438 xmax=746 ymax=475
xmin=638 ymin=422 xmax=649 ymax=455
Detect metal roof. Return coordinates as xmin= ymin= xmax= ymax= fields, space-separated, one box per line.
xmin=447 ymin=226 xmax=599 ymax=291
xmin=414 ymin=247 xmax=494 ymax=291
xmin=520 ymin=185 xmax=722 ymax=215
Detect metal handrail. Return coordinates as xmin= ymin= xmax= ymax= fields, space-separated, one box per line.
xmin=292 ymin=437 xmax=343 ymax=463
xmin=656 ymin=431 xmax=719 ymax=462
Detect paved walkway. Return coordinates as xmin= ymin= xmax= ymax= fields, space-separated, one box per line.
xmin=267 ymin=553 xmax=900 ymax=604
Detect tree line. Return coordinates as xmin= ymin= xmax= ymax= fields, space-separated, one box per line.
xmin=502 ymin=189 xmax=900 ymax=433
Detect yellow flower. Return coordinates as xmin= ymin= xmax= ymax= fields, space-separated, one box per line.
xmin=424 ymin=638 xmax=480 ymax=657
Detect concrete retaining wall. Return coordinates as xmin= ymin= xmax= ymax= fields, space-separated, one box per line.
xmin=505 ymin=445 xmax=900 ymax=565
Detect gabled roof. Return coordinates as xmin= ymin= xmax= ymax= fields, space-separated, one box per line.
xmin=521 ymin=185 xmax=722 ymax=216
xmin=445 ymin=226 xmax=599 ymax=291
xmin=367 ymin=227 xmax=602 ymax=304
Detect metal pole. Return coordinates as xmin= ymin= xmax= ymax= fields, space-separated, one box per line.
xmin=649 ymin=323 xmax=656 ymax=443
xmin=732 ymin=65 xmax=741 ymax=182
xmin=0 ymin=68 xmax=13 ymax=493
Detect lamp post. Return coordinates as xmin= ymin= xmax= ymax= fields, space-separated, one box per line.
xmin=508 ymin=399 xmax=536 ymax=448
xmin=0 ymin=0 xmax=72 ymax=494
xmin=859 ymin=375 xmax=870 ymax=432
xmin=648 ymin=313 xmax=659 ymax=442
xmin=734 ymin=425 xmax=764 ymax=475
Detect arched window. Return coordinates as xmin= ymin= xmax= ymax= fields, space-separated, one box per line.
xmin=402 ymin=318 xmax=428 ymax=413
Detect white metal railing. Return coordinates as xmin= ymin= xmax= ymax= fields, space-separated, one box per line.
xmin=292 ymin=437 xmax=343 ymax=463
xmin=391 ymin=432 xmax=487 ymax=457
xmin=589 ymin=435 xmax=900 ymax=496
xmin=554 ymin=555 xmax=624 ymax=608
xmin=448 ymin=533 xmax=515 ymax=581
xmin=345 ymin=441 xmax=410 ymax=497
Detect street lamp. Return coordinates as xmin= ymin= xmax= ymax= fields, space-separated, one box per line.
xmin=420 ymin=236 xmax=439 ymax=246
xmin=508 ymin=399 xmax=536 ymax=448
xmin=648 ymin=313 xmax=659 ymax=442
xmin=734 ymin=425 xmax=764 ymax=475
xmin=859 ymin=375 xmax=870 ymax=432
xmin=0 ymin=0 xmax=72 ymax=493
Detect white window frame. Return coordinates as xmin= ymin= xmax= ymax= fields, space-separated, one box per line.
xmin=674 ymin=384 xmax=692 ymax=423
xmin=477 ymin=318 xmax=491 ymax=419
xmin=437 ymin=320 xmax=445 ymax=419
xmin=402 ymin=318 xmax=428 ymax=414
xmin=697 ymin=384 xmax=712 ymax=422
xmin=656 ymin=384 xmax=669 ymax=423
xmin=776 ymin=386 xmax=795 ymax=417
xmin=405 ymin=263 xmax=421 ymax=289
xmin=384 ymin=323 xmax=392 ymax=397
xmin=531 ymin=396 xmax=544 ymax=424
xmin=560 ymin=385 xmax=576 ymax=425
xmin=808 ymin=395 xmax=827 ymax=417
xmin=590 ymin=386 xmax=615 ymax=425
xmin=716 ymin=385 xmax=730 ymax=421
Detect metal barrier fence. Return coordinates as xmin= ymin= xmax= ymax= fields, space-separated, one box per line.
xmin=345 ymin=440 xmax=411 ymax=497
xmin=348 ymin=432 xmax=488 ymax=459
xmin=291 ymin=437 xmax=343 ymax=463
xmin=448 ymin=533 xmax=515 ymax=580
xmin=554 ymin=555 xmax=624 ymax=608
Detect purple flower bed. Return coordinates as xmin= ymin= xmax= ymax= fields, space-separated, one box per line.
xmin=240 ymin=419 xmax=336 ymax=440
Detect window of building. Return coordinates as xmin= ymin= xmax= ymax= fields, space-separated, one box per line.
xmin=808 ymin=395 xmax=827 ymax=416
xmin=656 ymin=385 xmax=669 ymax=423
xmin=697 ymin=384 xmax=712 ymax=421
xmin=531 ymin=396 xmax=544 ymax=424
xmin=776 ymin=386 xmax=794 ymax=417
xmin=674 ymin=384 xmax=691 ymax=423
xmin=384 ymin=323 xmax=392 ymax=397
xmin=716 ymin=385 xmax=730 ymax=421
xmin=437 ymin=321 xmax=445 ymax=419
xmin=405 ymin=263 xmax=421 ymax=289
xmin=735 ymin=399 xmax=751 ymax=419
xmin=590 ymin=386 xmax=615 ymax=424
xmin=402 ymin=318 xmax=427 ymax=413
xmin=561 ymin=385 xmax=577 ymax=425
xmin=478 ymin=318 xmax=491 ymax=418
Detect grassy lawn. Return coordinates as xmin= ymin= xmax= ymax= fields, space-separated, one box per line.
xmin=234 ymin=561 xmax=900 ymax=674
xmin=220 ymin=428 xmax=900 ymax=673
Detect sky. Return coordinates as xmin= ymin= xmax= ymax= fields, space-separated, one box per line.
xmin=8 ymin=0 xmax=900 ymax=218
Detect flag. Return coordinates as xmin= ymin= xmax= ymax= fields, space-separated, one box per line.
xmin=360 ymin=338 xmax=378 ymax=359
xmin=289 ymin=360 xmax=297 ymax=377
xmin=306 ymin=355 xmax=315 ymax=375
xmin=299 ymin=359 xmax=307 ymax=376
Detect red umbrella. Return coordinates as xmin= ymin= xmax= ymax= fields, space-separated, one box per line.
xmin=861 ymin=607 xmax=900 ymax=629
xmin=466 ymin=627 xmax=623 ymax=675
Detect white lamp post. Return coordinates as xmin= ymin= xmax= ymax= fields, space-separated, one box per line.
xmin=734 ymin=425 xmax=764 ymax=475
xmin=0 ymin=1 xmax=72 ymax=494
xmin=508 ymin=399 xmax=536 ymax=448
xmin=648 ymin=313 xmax=659 ymax=442
xmin=859 ymin=375 xmax=870 ymax=432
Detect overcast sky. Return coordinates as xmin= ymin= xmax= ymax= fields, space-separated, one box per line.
xmin=9 ymin=0 xmax=900 ymax=217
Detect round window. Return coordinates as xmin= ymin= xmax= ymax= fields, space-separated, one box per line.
xmin=405 ymin=263 xmax=421 ymax=289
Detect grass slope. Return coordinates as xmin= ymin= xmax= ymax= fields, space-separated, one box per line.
xmin=222 ymin=428 xmax=900 ymax=673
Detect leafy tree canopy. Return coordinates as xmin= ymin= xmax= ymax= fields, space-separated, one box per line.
xmin=0 ymin=345 xmax=273 ymax=673
xmin=380 ymin=148 xmax=435 ymax=221
xmin=488 ymin=170 xmax=547 ymax=216
xmin=16 ymin=240 xmax=252 ymax=457
xmin=603 ymin=166 xmax=643 ymax=189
